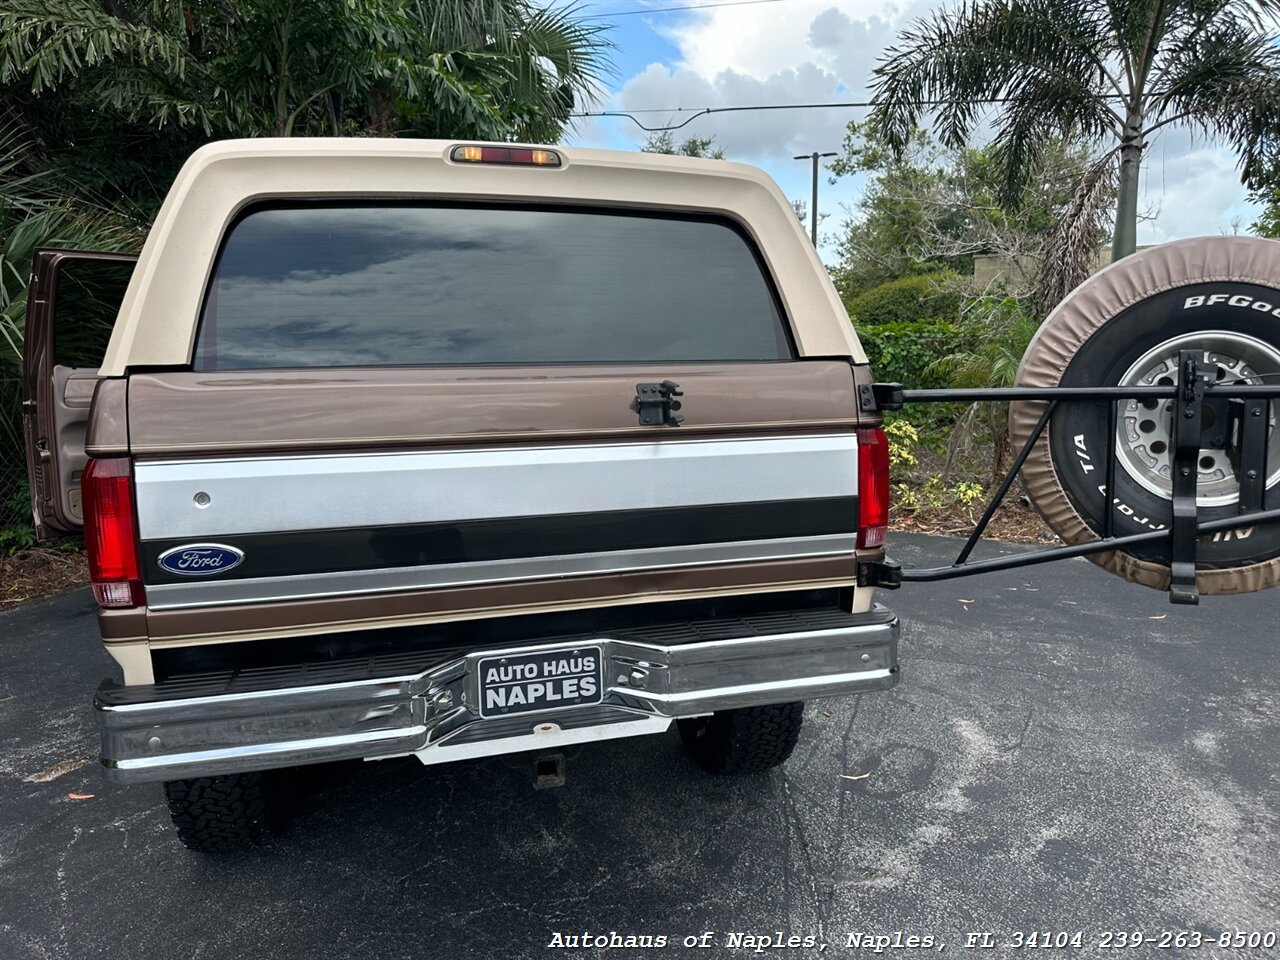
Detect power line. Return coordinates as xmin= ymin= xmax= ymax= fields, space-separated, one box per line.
xmin=574 ymin=95 xmax=1130 ymax=132
xmin=573 ymin=98 xmax=1003 ymax=132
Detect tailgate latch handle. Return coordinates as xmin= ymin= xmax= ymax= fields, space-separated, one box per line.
xmin=635 ymin=380 xmax=684 ymax=427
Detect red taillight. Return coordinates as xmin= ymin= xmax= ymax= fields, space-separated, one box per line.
xmin=856 ymin=426 xmax=890 ymax=550
xmin=82 ymin=457 xmax=144 ymax=609
xmin=450 ymin=145 xmax=561 ymax=167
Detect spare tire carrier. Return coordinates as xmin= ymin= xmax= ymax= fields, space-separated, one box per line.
xmin=858 ymin=237 xmax=1280 ymax=605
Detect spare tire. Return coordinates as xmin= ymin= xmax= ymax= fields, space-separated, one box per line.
xmin=1011 ymin=236 xmax=1280 ymax=596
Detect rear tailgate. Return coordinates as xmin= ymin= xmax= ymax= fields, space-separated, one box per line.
xmin=124 ymin=198 xmax=866 ymax=645
xmin=130 ymin=362 xmax=862 ymax=643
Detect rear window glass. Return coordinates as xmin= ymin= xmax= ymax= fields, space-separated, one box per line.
xmin=193 ymin=204 xmax=793 ymax=369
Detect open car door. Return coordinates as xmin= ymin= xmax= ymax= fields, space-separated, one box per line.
xmin=22 ymin=249 xmax=137 ymax=539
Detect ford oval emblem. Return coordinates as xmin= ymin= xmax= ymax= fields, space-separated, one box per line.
xmin=157 ymin=543 xmax=245 ymax=577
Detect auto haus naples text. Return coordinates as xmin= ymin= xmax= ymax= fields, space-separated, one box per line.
xmin=482 ymin=652 xmax=598 ymax=712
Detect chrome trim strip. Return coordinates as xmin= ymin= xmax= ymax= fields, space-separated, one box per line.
xmin=98 ymin=675 xmax=420 ymax=713
xmin=409 ymin=716 xmax=674 ymax=766
xmin=617 ymin=668 xmax=895 ymax=706
xmin=134 ymin=434 xmax=859 ymax=540
xmin=108 ymin=726 xmax=428 ymax=773
xmin=142 ymin=534 xmax=858 ymax=609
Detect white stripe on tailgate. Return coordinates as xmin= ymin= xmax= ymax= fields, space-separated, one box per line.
xmin=134 ymin=434 xmax=859 ymax=541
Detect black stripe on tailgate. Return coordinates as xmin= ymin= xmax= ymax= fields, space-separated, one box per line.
xmin=141 ymin=497 xmax=857 ymax=584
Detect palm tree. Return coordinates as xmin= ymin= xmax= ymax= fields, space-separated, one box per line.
xmin=1 ymin=1 xmax=611 ymax=209
xmin=0 ymin=1 xmax=610 ymax=529
xmin=869 ymin=0 xmax=1280 ymax=261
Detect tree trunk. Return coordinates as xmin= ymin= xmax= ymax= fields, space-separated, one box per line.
xmin=1111 ymin=110 xmax=1145 ymax=262
xmin=275 ymin=75 xmax=289 ymax=136
xmin=274 ymin=17 xmax=291 ymax=137
xmin=325 ymin=92 xmax=339 ymax=136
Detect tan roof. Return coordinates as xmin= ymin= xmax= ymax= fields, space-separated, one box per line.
xmin=99 ymin=138 xmax=863 ymax=376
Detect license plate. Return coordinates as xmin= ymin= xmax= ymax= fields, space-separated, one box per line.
xmin=476 ymin=646 xmax=604 ymax=719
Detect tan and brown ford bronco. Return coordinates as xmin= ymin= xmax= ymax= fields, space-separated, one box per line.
xmin=23 ymin=139 xmax=899 ymax=850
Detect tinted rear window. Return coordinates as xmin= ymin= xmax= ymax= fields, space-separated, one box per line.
xmin=193 ymin=204 xmax=793 ymax=369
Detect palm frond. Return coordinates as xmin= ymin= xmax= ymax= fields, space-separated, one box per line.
xmin=0 ymin=0 xmax=189 ymax=93
xmin=1033 ymin=152 xmax=1119 ymax=315
xmin=872 ymin=0 xmax=1116 ymax=152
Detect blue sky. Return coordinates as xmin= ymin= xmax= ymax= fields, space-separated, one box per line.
xmin=563 ymin=0 xmax=1262 ymax=263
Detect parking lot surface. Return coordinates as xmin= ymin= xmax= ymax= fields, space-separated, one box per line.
xmin=1 ymin=533 xmax=1277 ymax=959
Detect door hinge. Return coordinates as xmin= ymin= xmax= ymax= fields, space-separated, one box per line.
xmin=635 ymin=380 xmax=684 ymax=427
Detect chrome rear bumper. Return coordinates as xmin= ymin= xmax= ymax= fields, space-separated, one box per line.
xmin=97 ymin=606 xmax=898 ymax=784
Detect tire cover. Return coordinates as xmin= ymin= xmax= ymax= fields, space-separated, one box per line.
xmin=1010 ymin=235 xmax=1280 ymax=596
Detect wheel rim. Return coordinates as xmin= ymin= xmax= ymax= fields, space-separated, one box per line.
xmin=1114 ymin=330 xmax=1280 ymax=506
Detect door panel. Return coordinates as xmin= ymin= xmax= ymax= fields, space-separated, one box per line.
xmin=51 ymin=366 xmax=102 ymax=524
xmin=23 ymin=250 xmax=137 ymax=538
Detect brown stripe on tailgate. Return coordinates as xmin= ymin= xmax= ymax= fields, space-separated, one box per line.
xmin=126 ymin=361 xmax=860 ymax=455
xmin=142 ymin=556 xmax=858 ymax=646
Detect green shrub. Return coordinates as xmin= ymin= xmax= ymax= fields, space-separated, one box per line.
xmin=857 ymin=318 xmax=968 ymax=390
xmin=858 ymin=318 xmax=972 ymax=452
xmin=846 ymin=271 xmax=964 ymax=326
xmin=883 ymin=419 xmax=919 ymax=470
xmin=892 ymin=473 xmax=987 ymax=519
xmin=0 ymin=522 xmax=36 ymax=555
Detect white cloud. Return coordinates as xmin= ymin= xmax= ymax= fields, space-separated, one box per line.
xmin=1137 ymin=127 xmax=1258 ymax=243
xmin=605 ymin=4 xmax=916 ymax=160
xmin=664 ymin=2 xmax=907 ymax=81
xmin=588 ymin=2 xmax=1259 ymax=249
xmin=616 ymin=60 xmax=855 ymax=159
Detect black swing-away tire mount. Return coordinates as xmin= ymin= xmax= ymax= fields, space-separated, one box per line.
xmin=164 ymin=772 xmax=285 ymax=852
xmin=678 ymin=701 xmax=805 ymax=774
xmin=1011 ymin=236 xmax=1280 ymax=596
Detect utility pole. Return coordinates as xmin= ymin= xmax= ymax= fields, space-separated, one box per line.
xmin=794 ymin=151 xmax=836 ymax=247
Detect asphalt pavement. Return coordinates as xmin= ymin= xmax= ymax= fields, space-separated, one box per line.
xmin=1 ymin=534 xmax=1278 ymax=960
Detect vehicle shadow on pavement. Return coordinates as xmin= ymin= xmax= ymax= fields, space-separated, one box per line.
xmin=190 ymin=732 xmax=817 ymax=955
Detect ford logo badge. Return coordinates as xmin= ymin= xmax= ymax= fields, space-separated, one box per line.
xmin=157 ymin=543 xmax=245 ymax=577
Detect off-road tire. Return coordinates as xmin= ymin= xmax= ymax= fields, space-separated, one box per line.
xmin=1012 ymin=235 xmax=1280 ymax=596
xmin=164 ymin=772 xmax=283 ymax=852
xmin=678 ymin=702 xmax=804 ymax=774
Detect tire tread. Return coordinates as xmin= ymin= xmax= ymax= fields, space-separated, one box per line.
xmin=164 ymin=772 xmax=281 ymax=852
xmin=678 ymin=702 xmax=804 ymax=774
